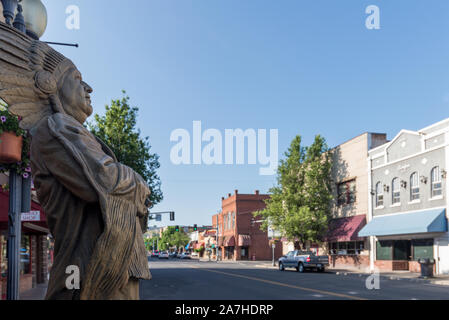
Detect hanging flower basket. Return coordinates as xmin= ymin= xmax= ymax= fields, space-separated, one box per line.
xmin=0 ymin=101 xmax=31 ymax=177
xmin=0 ymin=131 xmax=22 ymax=163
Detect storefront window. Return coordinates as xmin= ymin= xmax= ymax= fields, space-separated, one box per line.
xmin=412 ymin=239 xmax=434 ymax=260
xmin=376 ymin=240 xmax=393 ymax=260
xmin=329 ymin=241 xmax=364 ymax=255
xmin=20 ymin=235 xmax=31 ymax=275
xmin=1 ymin=233 xmax=7 ymax=278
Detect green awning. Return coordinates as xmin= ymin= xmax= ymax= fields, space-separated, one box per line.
xmin=358 ymin=208 xmax=447 ymax=237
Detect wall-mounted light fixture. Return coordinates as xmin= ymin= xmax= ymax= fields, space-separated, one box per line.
xmin=401 ymin=180 xmax=407 ymax=188
xmin=420 ymin=176 xmax=428 ymax=184
xmin=442 ymin=169 xmax=447 ymax=179
xmin=383 ymin=185 xmax=389 ymax=192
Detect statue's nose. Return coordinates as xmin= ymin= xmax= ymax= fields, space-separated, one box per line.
xmin=82 ymin=81 xmax=93 ymax=93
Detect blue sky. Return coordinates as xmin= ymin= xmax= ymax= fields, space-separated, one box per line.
xmin=41 ymin=0 xmax=449 ymax=227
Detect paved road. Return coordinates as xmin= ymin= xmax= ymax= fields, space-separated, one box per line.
xmin=140 ymin=258 xmax=449 ymax=300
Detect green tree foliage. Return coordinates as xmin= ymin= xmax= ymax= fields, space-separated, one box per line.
xmin=160 ymin=226 xmax=190 ymax=251
xmin=88 ymin=91 xmax=163 ymax=207
xmin=256 ymin=135 xmax=333 ymax=248
xmin=144 ymin=235 xmax=160 ymax=251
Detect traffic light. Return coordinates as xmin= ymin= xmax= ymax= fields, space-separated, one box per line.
xmin=170 ymin=211 xmax=175 ymax=221
xmin=193 ymin=224 xmax=198 ymax=231
xmin=175 ymin=225 xmax=179 ymax=232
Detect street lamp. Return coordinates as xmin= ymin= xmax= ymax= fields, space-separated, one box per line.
xmin=20 ymin=0 xmax=47 ymax=39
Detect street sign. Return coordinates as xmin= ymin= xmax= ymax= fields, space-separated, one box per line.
xmin=21 ymin=211 xmax=40 ymax=222
xmin=155 ymin=214 xmax=162 ymax=222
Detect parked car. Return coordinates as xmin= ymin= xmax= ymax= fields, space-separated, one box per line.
xmin=158 ymin=251 xmax=169 ymax=259
xmin=169 ymin=252 xmax=178 ymax=258
xmin=151 ymin=251 xmax=159 ymax=258
xmin=191 ymin=251 xmax=199 ymax=258
xmin=179 ymin=252 xmax=191 ymax=259
xmin=278 ymin=250 xmax=329 ymax=273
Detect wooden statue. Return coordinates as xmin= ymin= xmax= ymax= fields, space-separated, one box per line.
xmin=0 ymin=21 xmax=151 ymax=300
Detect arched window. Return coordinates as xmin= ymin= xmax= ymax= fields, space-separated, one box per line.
xmin=392 ymin=178 xmax=400 ymax=204
xmin=410 ymin=172 xmax=419 ymax=201
xmin=375 ymin=182 xmax=383 ymax=207
xmin=431 ymin=166 xmax=442 ymax=197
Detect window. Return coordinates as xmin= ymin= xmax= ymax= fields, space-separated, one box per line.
xmin=328 ymin=241 xmax=364 ymax=255
xmin=392 ymin=178 xmax=400 ymax=204
xmin=376 ymin=240 xmax=393 ymax=260
xmin=431 ymin=166 xmax=442 ymax=197
xmin=412 ymin=239 xmax=434 ymax=260
xmin=20 ymin=235 xmax=31 ymax=275
xmin=410 ymin=172 xmax=420 ymax=201
xmin=1 ymin=233 xmax=7 ymax=278
xmin=337 ymin=179 xmax=356 ymax=206
xmin=375 ymin=182 xmax=383 ymax=207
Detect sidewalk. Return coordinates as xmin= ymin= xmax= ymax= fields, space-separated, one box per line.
xmin=19 ymin=283 xmax=47 ymax=300
xmin=199 ymin=259 xmax=449 ymax=286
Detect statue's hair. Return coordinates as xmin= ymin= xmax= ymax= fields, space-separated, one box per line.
xmin=0 ymin=21 xmax=76 ymax=130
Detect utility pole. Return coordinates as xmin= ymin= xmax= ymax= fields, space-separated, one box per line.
xmin=216 ymin=215 xmax=219 ymax=262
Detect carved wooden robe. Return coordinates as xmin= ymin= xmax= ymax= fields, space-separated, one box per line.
xmin=31 ymin=113 xmax=151 ymax=300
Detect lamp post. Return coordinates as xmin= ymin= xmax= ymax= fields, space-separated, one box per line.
xmin=1 ymin=0 xmax=46 ymax=300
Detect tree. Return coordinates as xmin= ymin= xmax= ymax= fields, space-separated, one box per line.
xmin=256 ymin=135 xmax=333 ymax=249
xmin=88 ymin=91 xmax=163 ymax=207
xmin=160 ymin=227 xmax=190 ymax=251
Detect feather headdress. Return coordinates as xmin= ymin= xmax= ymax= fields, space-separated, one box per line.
xmin=0 ymin=21 xmax=76 ymax=131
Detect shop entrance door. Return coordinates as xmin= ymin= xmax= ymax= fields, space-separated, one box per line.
xmin=393 ymin=240 xmax=411 ymax=270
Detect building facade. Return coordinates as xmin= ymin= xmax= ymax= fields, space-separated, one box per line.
xmin=325 ymin=133 xmax=388 ymax=272
xmin=360 ymin=119 xmax=449 ymax=274
xmin=212 ymin=190 xmax=282 ymax=261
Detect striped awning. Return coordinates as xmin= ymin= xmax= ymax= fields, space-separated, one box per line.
xmin=238 ymin=234 xmax=251 ymax=246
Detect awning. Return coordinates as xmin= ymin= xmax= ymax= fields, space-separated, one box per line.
xmin=326 ymin=215 xmax=366 ymax=242
xmin=185 ymin=243 xmax=190 ymax=250
xmin=358 ymin=208 xmax=448 ymax=237
xmin=224 ymin=236 xmax=235 ymax=247
xmin=238 ymin=234 xmax=251 ymax=246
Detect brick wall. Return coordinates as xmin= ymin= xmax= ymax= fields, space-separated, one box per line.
xmin=36 ymin=235 xmax=48 ymax=283
xmin=329 ymin=255 xmax=370 ymax=272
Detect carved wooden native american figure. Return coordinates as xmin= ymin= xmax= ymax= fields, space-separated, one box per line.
xmin=0 ymin=21 xmax=151 ymax=299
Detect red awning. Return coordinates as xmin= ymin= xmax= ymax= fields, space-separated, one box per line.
xmin=224 ymin=236 xmax=235 ymax=247
xmin=238 ymin=234 xmax=251 ymax=246
xmin=326 ymin=215 xmax=366 ymax=242
xmin=0 ymin=189 xmax=48 ymax=234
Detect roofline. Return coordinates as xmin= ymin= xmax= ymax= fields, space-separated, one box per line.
xmin=330 ymin=132 xmax=387 ymax=151
xmin=419 ymin=117 xmax=449 ymax=133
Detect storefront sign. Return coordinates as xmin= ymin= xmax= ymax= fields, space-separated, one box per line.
xmin=21 ymin=211 xmax=40 ymax=222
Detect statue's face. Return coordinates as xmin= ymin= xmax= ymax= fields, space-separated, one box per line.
xmin=59 ymin=68 xmax=93 ymax=124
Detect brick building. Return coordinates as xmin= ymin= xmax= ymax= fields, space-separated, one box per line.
xmin=212 ymin=190 xmax=283 ymax=261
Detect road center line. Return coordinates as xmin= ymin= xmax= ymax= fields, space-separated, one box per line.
xmin=190 ymin=266 xmax=368 ymax=300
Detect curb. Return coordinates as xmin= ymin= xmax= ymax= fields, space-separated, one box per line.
xmin=332 ymin=270 xmax=449 ymax=286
